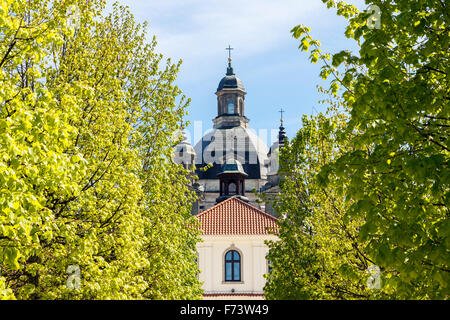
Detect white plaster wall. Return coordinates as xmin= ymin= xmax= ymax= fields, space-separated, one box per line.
xmin=196 ymin=234 xmax=278 ymax=299
xmin=198 ymin=178 xmax=265 ymax=193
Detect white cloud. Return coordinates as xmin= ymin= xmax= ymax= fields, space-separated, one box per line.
xmin=173 ymin=1 xmax=320 ymax=53
xmin=105 ymin=0 xmax=366 ymax=141
xmin=114 ymin=0 xmax=328 ymax=74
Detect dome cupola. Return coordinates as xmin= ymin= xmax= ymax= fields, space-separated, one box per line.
xmin=216 ymin=64 xmax=245 ymax=92
xmin=216 ymin=159 xmax=249 ymax=203
xmin=173 ymin=130 xmax=196 ymax=169
xmin=214 ymin=52 xmax=248 ymax=128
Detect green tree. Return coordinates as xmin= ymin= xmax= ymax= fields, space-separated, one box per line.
xmin=1 ymin=0 xmax=202 ymax=299
xmin=284 ymin=0 xmax=448 ymax=299
xmin=265 ymin=103 xmax=382 ymax=299
xmin=0 ymin=0 xmax=86 ymax=299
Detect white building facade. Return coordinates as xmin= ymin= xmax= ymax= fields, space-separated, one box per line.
xmin=195 ymin=197 xmax=279 ymax=300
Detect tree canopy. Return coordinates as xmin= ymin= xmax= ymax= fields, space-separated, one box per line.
xmin=0 ymin=0 xmax=202 ymax=299
xmin=266 ymin=0 xmax=449 ymax=299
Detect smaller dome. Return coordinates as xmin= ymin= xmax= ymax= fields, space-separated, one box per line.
xmin=218 ymin=159 xmax=248 ymax=177
xmin=216 ymin=63 xmax=245 ymax=92
xmin=217 ymin=75 xmax=245 ymax=92
xmin=173 ymin=130 xmax=196 ymax=165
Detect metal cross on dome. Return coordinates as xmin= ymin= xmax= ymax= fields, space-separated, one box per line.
xmin=226 ymin=45 xmax=234 ymax=60
xmin=279 ymin=108 xmax=285 ymax=122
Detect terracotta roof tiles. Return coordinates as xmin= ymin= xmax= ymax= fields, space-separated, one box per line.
xmin=196 ymin=197 xmax=279 ymax=235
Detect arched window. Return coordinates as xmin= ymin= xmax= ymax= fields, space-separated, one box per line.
xmin=227 ymin=99 xmax=235 ymax=114
xmin=228 ymin=182 xmax=237 ymax=195
xmin=225 ymin=250 xmax=241 ymax=281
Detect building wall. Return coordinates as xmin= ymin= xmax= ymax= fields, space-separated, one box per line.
xmin=196 ymin=234 xmax=278 ymax=299
xmin=197 ymin=178 xmax=267 ymax=211
xmin=199 ymin=178 xmax=266 ymax=193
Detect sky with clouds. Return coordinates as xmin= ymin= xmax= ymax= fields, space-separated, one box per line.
xmin=106 ymin=0 xmax=366 ymax=146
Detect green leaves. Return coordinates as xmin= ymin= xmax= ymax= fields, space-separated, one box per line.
xmin=264 ymin=110 xmax=376 ymax=299
xmin=291 ymin=25 xmax=311 ymax=39
xmin=0 ymin=277 xmax=15 ymax=300
xmin=277 ymin=0 xmax=449 ymax=300
xmin=1 ymin=0 xmax=201 ymax=300
xmin=4 ymin=247 xmax=20 ymax=270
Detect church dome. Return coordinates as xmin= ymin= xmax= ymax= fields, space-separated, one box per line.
xmin=217 ymin=74 xmax=245 ymax=92
xmin=216 ymin=61 xmax=245 ymax=92
xmin=218 ymin=159 xmax=248 ymax=177
xmin=173 ymin=130 xmax=196 ymax=166
xmin=194 ymin=126 xmax=269 ymax=180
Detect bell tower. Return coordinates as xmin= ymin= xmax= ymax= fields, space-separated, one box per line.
xmin=216 ymin=159 xmax=249 ymax=203
xmin=214 ymin=45 xmax=249 ymax=129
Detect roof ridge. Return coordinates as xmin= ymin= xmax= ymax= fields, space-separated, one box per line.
xmin=195 ymin=195 xmax=236 ymax=218
xmin=196 ymin=196 xmax=279 ymax=222
xmin=196 ymin=196 xmax=280 ymax=235
xmin=231 ymin=196 xmax=279 ymax=222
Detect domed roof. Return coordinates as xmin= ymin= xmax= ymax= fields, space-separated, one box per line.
xmin=194 ymin=126 xmax=269 ymax=180
xmin=217 ymin=74 xmax=245 ymax=92
xmin=216 ymin=63 xmax=245 ymax=92
xmin=173 ymin=130 xmax=196 ymax=164
xmin=218 ymin=159 xmax=248 ymax=176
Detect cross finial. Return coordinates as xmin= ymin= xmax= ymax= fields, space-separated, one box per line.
xmin=279 ymin=108 xmax=285 ymax=123
xmin=226 ymin=45 xmax=234 ymax=61
xmin=278 ymin=108 xmax=287 ymax=146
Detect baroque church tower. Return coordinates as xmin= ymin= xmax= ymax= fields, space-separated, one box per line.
xmin=173 ymin=48 xmax=286 ymax=299
xmin=175 ymin=49 xmax=285 ymax=214
xmin=214 ymin=56 xmax=248 ymax=129
xmin=194 ymin=54 xmax=270 ymax=212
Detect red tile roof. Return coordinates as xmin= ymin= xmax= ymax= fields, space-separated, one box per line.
xmin=196 ymin=197 xmax=279 ymax=235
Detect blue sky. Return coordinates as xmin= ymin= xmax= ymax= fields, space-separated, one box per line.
xmin=106 ymin=0 xmax=366 ymax=147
